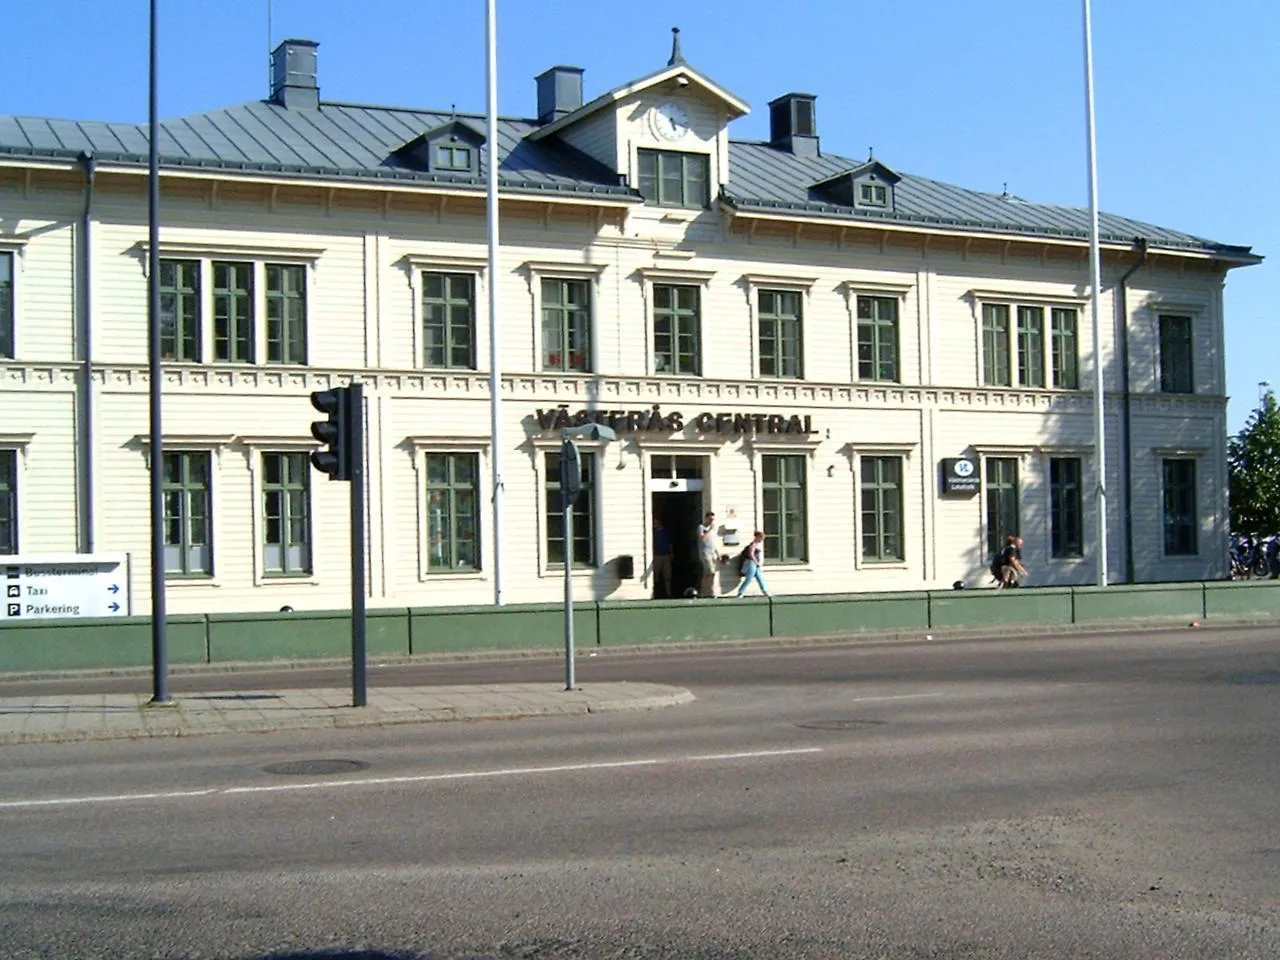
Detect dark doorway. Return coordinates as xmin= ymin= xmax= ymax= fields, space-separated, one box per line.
xmin=652 ymin=491 xmax=701 ymax=598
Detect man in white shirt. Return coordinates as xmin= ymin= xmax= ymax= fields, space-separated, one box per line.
xmin=697 ymin=511 xmax=719 ymax=598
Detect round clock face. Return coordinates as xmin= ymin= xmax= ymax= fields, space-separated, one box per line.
xmin=653 ymin=101 xmax=691 ymax=141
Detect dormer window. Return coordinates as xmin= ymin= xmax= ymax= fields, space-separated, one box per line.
xmin=392 ymin=120 xmax=484 ymax=177
xmin=810 ymin=161 xmax=901 ymax=213
xmin=859 ymin=182 xmax=888 ymax=207
xmin=435 ymin=142 xmax=472 ymax=172
xmin=637 ymin=149 xmax=709 ymax=208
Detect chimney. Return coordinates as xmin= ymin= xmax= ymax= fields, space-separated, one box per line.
xmin=536 ymin=66 xmax=584 ymax=124
xmin=271 ymin=39 xmax=320 ymax=109
xmin=768 ymin=93 xmax=819 ymax=158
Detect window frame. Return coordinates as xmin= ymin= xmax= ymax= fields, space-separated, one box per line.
xmin=652 ymin=282 xmax=702 ymax=377
xmin=0 ymin=447 xmax=17 ymax=555
xmin=976 ymin=295 xmax=1084 ymax=391
xmin=856 ymin=294 xmax=901 ymax=383
xmin=984 ymin=456 xmax=1020 ymax=560
xmin=1049 ymin=456 xmax=1084 ymax=559
xmin=260 ymin=451 xmax=313 ymax=578
xmin=859 ymin=455 xmax=904 ymax=563
xmin=1051 ymin=307 xmax=1080 ymax=389
xmin=757 ymin=288 xmax=804 ymax=380
xmin=1161 ymin=457 xmax=1198 ymax=556
xmin=434 ymin=142 xmax=473 ymax=173
xmin=543 ymin=449 xmax=598 ymax=570
xmin=424 ymin=451 xmax=481 ymax=573
xmin=637 ymin=148 xmax=711 ymax=209
xmin=540 ymin=277 xmax=593 ymax=373
xmin=265 ymin=262 xmax=308 ymax=365
xmin=761 ymin=453 xmax=809 ymax=565
xmin=1158 ymin=313 xmax=1195 ymax=394
xmin=158 ymin=258 xmax=202 ymax=362
xmin=162 ymin=450 xmax=214 ymax=578
xmin=421 ymin=270 xmax=478 ymax=370
xmin=0 ymin=249 xmax=16 ymax=361
xmin=858 ymin=182 xmax=889 ymax=207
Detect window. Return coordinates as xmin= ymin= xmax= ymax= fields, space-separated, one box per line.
xmin=653 ymin=283 xmax=700 ymax=375
xmin=985 ymin=457 xmax=1020 ymax=558
xmin=213 ymin=261 xmax=254 ymax=363
xmin=0 ymin=449 xmax=15 ymax=555
xmin=861 ymin=456 xmax=903 ymax=562
xmin=163 ymin=451 xmax=212 ymax=576
xmin=859 ymin=182 xmax=888 ymax=207
xmin=1159 ymin=314 xmax=1194 ymax=394
xmin=425 ymin=453 xmax=479 ymax=571
xmin=542 ymin=278 xmax=591 ymax=372
xmin=544 ymin=451 xmax=595 ymax=567
xmin=982 ymin=303 xmax=1011 ymax=386
xmin=762 ymin=454 xmax=807 ymax=563
xmin=1049 ymin=457 xmax=1083 ymax=558
xmin=1 ymin=252 xmax=15 ymax=359
xmin=266 ymin=264 xmax=307 ymax=364
xmin=857 ymin=295 xmax=900 ymax=382
xmin=1162 ymin=458 xmax=1197 ymax=555
xmin=262 ymin=452 xmax=311 ymax=575
xmin=423 ymin=272 xmax=476 ymax=369
xmin=1051 ymin=308 xmax=1079 ymax=389
xmin=758 ymin=289 xmax=802 ymax=379
xmin=434 ymin=143 xmax=472 ymax=172
xmin=637 ymin=149 xmax=709 ymax=208
xmin=1016 ymin=306 xmax=1045 ymax=388
xmin=159 ymin=259 xmax=201 ymax=361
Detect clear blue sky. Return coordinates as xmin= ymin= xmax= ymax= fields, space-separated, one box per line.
xmin=3 ymin=0 xmax=1274 ymax=432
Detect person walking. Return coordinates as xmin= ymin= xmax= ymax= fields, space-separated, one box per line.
xmin=993 ymin=534 xmax=1029 ymax=589
xmin=734 ymin=530 xmax=770 ymax=597
xmin=652 ymin=517 xmax=673 ymax=599
xmin=697 ymin=511 xmax=719 ymax=598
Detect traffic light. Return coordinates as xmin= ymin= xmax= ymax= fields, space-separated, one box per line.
xmin=310 ymin=387 xmax=350 ymax=481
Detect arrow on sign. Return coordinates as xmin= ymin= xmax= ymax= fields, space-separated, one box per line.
xmin=108 ymin=602 xmax=120 ymax=612
xmin=108 ymin=584 xmax=120 ymax=594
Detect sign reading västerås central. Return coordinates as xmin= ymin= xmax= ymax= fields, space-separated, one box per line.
xmin=2 ymin=555 xmax=129 ymax=620
xmin=536 ymin=406 xmax=817 ymax=437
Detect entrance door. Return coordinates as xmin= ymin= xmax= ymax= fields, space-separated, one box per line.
xmin=649 ymin=456 xmax=707 ymax=599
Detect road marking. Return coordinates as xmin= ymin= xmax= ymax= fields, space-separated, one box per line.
xmin=0 ymin=747 xmax=823 ymax=810
xmin=845 ymin=693 xmax=945 ymax=703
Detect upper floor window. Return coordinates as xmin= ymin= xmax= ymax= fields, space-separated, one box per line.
xmin=1159 ymin=314 xmax=1194 ymax=394
xmin=859 ymin=182 xmax=888 ymax=207
xmin=262 ymin=452 xmax=311 ymax=576
xmin=653 ymin=283 xmax=700 ymax=376
xmin=857 ymin=295 xmax=900 ymax=382
xmin=435 ymin=144 xmax=472 ymax=172
xmin=1051 ymin=308 xmax=1080 ymax=389
xmin=159 ymin=259 xmax=201 ymax=362
xmin=163 ymin=451 xmax=212 ymax=577
xmin=983 ymin=301 xmax=1080 ymax=390
xmin=758 ymin=289 xmax=802 ymax=379
xmin=426 ymin=452 xmax=480 ymax=572
xmin=266 ymin=264 xmax=307 ymax=365
xmin=213 ymin=261 xmax=255 ymax=363
xmin=0 ymin=252 xmax=13 ymax=360
xmin=542 ymin=278 xmax=591 ymax=372
xmin=423 ymin=272 xmax=476 ymax=369
xmin=1162 ymin=458 xmax=1197 ymax=555
xmin=0 ymin=449 xmax=16 ymax=555
xmin=637 ymin=149 xmax=709 ymax=209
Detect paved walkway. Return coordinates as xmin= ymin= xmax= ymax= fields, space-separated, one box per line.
xmin=0 ymin=682 xmax=695 ymax=746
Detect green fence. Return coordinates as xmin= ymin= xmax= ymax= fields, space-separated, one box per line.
xmin=2 ymin=580 xmax=1277 ymax=674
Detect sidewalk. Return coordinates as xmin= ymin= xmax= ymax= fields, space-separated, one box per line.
xmin=0 ymin=682 xmax=695 ymax=746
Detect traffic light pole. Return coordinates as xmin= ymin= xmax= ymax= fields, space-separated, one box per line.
xmin=349 ymin=383 xmax=367 ymax=708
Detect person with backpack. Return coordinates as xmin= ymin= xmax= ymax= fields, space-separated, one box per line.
xmin=991 ymin=535 xmax=1028 ymax=589
xmin=732 ymin=530 xmax=770 ymax=598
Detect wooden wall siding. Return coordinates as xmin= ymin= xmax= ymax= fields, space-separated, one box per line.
xmin=559 ymin=110 xmax=618 ymax=172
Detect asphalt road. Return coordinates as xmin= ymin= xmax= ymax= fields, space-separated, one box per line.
xmin=2 ymin=627 xmax=1278 ymax=959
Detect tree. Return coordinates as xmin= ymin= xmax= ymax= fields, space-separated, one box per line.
xmin=1228 ymin=390 xmax=1280 ymax=535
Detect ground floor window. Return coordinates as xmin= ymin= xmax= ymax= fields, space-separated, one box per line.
xmin=985 ymin=457 xmax=1020 ymax=558
xmin=544 ymin=451 xmax=596 ymax=567
xmin=0 ymin=449 xmax=15 ymax=555
xmin=163 ymin=451 xmax=212 ymax=576
xmin=762 ymin=454 xmax=807 ymax=563
xmin=1162 ymin=458 xmax=1197 ymax=555
xmin=262 ymin=452 xmax=311 ymax=575
xmin=860 ymin=456 xmax=903 ymax=562
xmin=426 ymin=452 xmax=479 ymax=571
xmin=1049 ymin=457 xmax=1083 ymax=558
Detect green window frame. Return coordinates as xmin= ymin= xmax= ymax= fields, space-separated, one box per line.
xmin=653 ymin=283 xmax=700 ymax=375
xmin=423 ymin=272 xmax=476 ymax=369
xmin=266 ymin=263 xmax=307 ymax=365
xmin=637 ymin=149 xmax=709 ymax=208
xmin=1159 ymin=314 xmax=1194 ymax=394
xmin=544 ymin=451 xmax=596 ymax=568
xmin=857 ymin=295 xmax=900 ymax=382
xmin=758 ymin=289 xmax=803 ymax=379
xmin=425 ymin=452 xmax=480 ymax=572
xmin=163 ymin=451 xmax=212 ymax=577
xmin=1 ymin=251 xmax=14 ymax=360
xmin=1049 ymin=457 xmax=1083 ymax=558
xmin=860 ymin=456 xmax=903 ymax=562
xmin=762 ymin=454 xmax=808 ymax=564
xmin=434 ymin=143 xmax=472 ymax=172
xmin=541 ymin=278 xmax=591 ymax=372
xmin=982 ymin=303 xmax=1011 ymax=386
xmin=0 ymin=449 xmax=16 ymax=555
xmin=1162 ymin=458 xmax=1197 ymax=555
xmin=859 ymin=182 xmax=888 ymax=207
xmin=1051 ymin=308 xmax=1080 ymax=389
xmin=985 ymin=457 xmax=1020 ymax=558
xmin=213 ymin=261 xmax=254 ymax=363
xmin=1016 ymin=306 xmax=1045 ymax=387
xmin=159 ymin=259 xmax=201 ymax=362
xmin=262 ymin=452 xmax=311 ymax=576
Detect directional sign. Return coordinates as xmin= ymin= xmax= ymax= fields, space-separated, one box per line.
xmin=1 ymin=554 xmax=129 ymax=620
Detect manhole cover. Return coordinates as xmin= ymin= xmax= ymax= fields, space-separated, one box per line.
xmin=1223 ymin=672 xmax=1280 ymax=686
xmin=795 ymin=719 xmax=887 ymax=731
xmin=262 ymin=759 xmax=370 ymax=776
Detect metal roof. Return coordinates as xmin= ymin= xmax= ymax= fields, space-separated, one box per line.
xmin=0 ymin=99 xmax=1256 ymax=260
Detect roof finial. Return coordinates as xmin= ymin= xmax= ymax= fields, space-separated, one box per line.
xmin=450 ymin=104 xmax=457 ymax=121
xmin=868 ymin=146 xmax=874 ymax=161
xmin=1001 ymin=181 xmax=1010 ymax=199
xmin=668 ymin=26 xmax=686 ymax=66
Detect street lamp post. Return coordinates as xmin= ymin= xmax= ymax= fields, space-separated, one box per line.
xmin=559 ymin=424 xmax=615 ymax=691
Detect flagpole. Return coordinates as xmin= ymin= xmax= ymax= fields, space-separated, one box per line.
xmin=1083 ymin=0 xmax=1108 ymax=587
xmin=485 ymin=0 xmax=505 ymax=604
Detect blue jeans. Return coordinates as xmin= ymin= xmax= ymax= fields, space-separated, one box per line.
xmin=736 ymin=560 xmax=769 ymax=597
